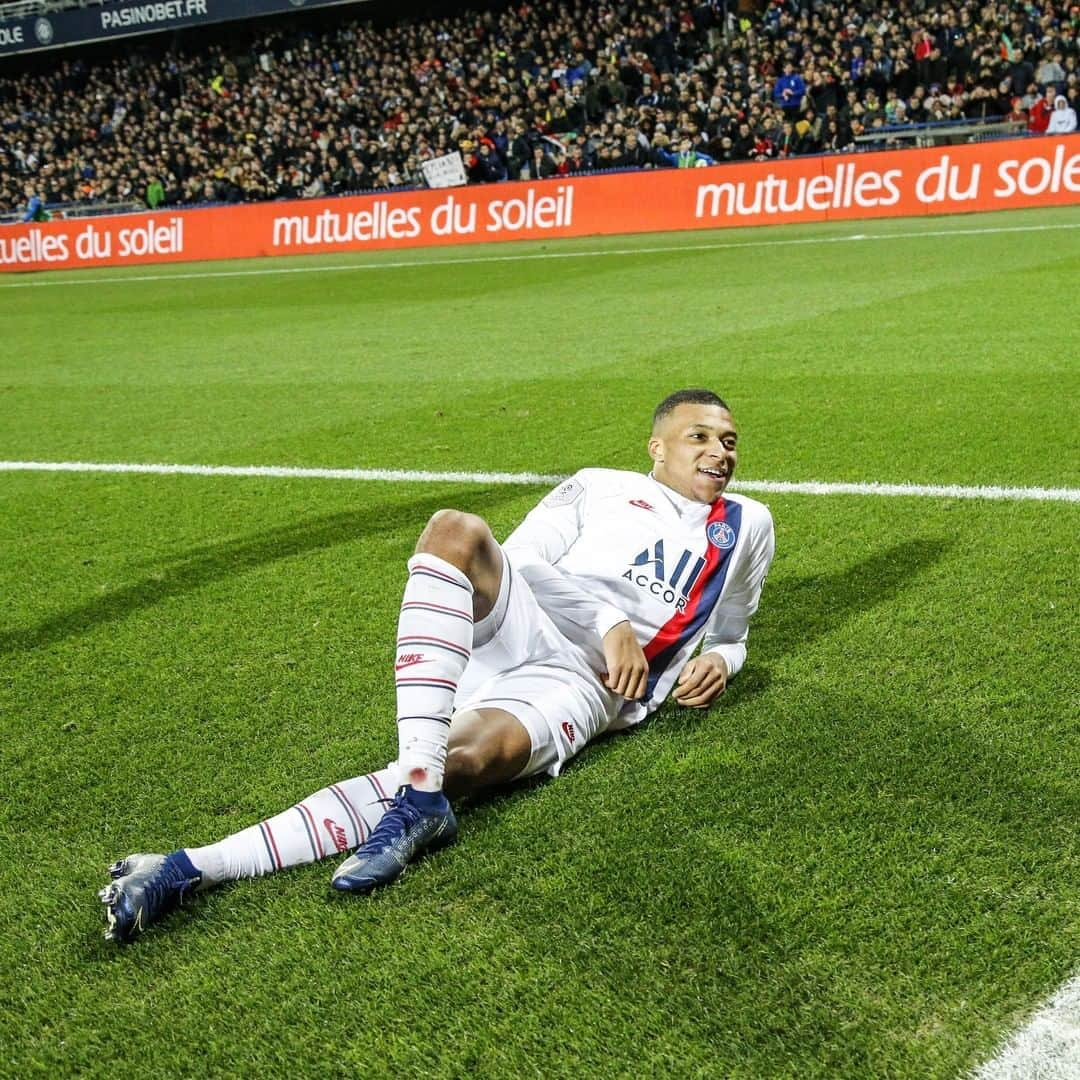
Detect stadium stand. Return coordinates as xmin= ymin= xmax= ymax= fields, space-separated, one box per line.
xmin=1 ymin=0 xmax=1076 ymax=215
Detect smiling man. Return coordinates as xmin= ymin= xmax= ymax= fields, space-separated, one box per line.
xmin=101 ymin=389 xmax=775 ymax=941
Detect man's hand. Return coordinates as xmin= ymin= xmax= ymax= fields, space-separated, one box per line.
xmin=672 ymin=653 xmax=728 ymax=709
xmin=601 ymin=620 xmax=648 ymax=700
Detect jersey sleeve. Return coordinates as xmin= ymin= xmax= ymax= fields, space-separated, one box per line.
xmin=700 ymin=504 xmax=775 ymax=678
xmin=503 ymin=472 xmax=629 ymax=640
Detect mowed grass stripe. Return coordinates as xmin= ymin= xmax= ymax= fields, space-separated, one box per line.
xmin=2 ymin=458 xmax=1080 ymax=502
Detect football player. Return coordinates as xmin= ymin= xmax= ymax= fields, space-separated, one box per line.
xmin=101 ymin=389 xmax=774 ymax=941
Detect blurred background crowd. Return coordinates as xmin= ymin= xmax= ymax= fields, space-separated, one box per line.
xmin=1 ymin=0 xmax=1077 ymax=213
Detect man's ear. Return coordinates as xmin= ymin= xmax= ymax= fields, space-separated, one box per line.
xmin=648 ymin=435 xmax=664 ymax=464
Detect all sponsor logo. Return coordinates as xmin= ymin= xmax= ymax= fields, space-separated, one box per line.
xmin=34 ymin=18 xmax=53 ymax=45
xmin=629 ymin=499 xmax=655 ymax=512
xmin=395 ymin=653 xmax=428 ymax=671
xmin=561 ymin=721 xmax=577 ymax=745
xmin=323 ymin=818 xmax=349 ymax=852
xmin=622 ymin=539 xmax=705 ymax=611
xmin=707 ymin=521 xmax=737 ymax=550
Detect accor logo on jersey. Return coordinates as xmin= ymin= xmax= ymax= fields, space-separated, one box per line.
xmin=622 ymin=539 xmax=706 ymax=612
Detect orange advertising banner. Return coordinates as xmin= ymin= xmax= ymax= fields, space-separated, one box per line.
xmin=2 ymin=135 xmax=1077 ymax=273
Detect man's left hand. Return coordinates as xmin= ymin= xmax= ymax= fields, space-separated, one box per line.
xmin=672 ymin=653 xmax=728 ymax=709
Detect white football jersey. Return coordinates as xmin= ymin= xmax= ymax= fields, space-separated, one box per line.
xmin=503 ymin=468 xmax=775 ymax=725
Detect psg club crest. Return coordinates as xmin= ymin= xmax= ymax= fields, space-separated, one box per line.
xmin=707 ymin=521 xmax=737 ymax=551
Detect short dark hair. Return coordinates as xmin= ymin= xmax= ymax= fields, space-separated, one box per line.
xmin=653 ymin=389 xmax=730 ymax=428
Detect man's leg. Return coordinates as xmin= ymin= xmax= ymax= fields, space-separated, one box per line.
xmin=177 ymin=702 xmax=531 ymax=887
xmin=100 ymin=706 xmax=536 ymax=941
xmin=182 ymin=766 xmax=401 ymax=884
xmin=330 ymin=510 xmax=509 ymax=893
xmin=101 ymin=509 xmax=517 ymax=933
xmin=100 ymin=765 xmax=401 ymax=942
xmin=392 ymin=509 xmax=503 ymax=792
xmin=443 ymin=708 xmax=534 ymax=799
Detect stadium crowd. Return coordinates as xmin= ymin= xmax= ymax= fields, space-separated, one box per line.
xmin=1 ymin=0 xmax=1077 ymax=214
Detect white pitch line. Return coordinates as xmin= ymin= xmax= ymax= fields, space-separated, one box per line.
xmin=2 ymin=219 xmax=1078 ymax=289
xmin=1 ymin=460 xmax=1077 ymax=503
xmin=0 ymin=460 xmax=560 ymax=486
xmin=973 ymin=973 xmax=1080 ymax=1079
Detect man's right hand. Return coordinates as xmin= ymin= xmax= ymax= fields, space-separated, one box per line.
xmin=601 ymin=620 xmax=649 ymax=700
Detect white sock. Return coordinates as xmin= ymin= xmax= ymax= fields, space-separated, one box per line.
xmin=395 ymin=553 xmax=473 ymax=791
xmin=183 ymin=765 xmax=400 ymax=885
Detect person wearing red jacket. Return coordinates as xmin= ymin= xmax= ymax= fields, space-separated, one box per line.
xmin=1028 ymin=88 xmax=1056 ymax=133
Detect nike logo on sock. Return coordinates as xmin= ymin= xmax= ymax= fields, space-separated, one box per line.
xmin=395 ymin=654 xmax=431 ymax=671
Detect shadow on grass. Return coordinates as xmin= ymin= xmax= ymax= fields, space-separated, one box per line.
xmin=2 ymin=487 xmax=522 ymax=657
xmin=466 ymin=536 xmax=954 ymax=805
xmin=722 ymin=535 xmax=952 ymax=707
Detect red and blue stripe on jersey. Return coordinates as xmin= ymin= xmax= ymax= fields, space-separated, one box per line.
xmin=642 ymin=498 xmax=743 ymax=700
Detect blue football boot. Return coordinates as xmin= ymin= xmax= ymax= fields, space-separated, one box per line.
xmin=331 ymin=786 xmax=457 ymax=894
xmin=99 ymin=851 xmax=202 ymax=943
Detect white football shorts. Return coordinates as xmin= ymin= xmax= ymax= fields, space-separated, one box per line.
xmin=453 ymin=549 xmax=621 ymax=778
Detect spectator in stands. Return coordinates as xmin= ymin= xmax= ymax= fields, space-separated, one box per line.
xmin=474 ymin=143 xmax=508 ymax=183
xmin=656 ymin=136 xmax=715 ymax=168
xmin=1005 ymin=96 xmax=1028 ymax=124
xmin=506 ymin=122 xmax=532 ymax=181
xmin=525 ymin=143 xmax=557 ymax=180
xmin=1028 ymin=87 xmax=1058 ymax=131
xmin=796 ymin=109 xmax=824 ymax=150
xmin=1047 ymin=94 xmax=1078 ymax=132
xmin=773 ymin=61 xmax=806 ymax=114
xmin=1036 ymin=51 xmax=1066 ymax=87
xmin=731 ymin=121 xmax=756 ymax=160
xmin=145 ymin=175 xmax=165 ymax=210
xmin=618 ymin=132 xmax=651 ymax=169
xmin=21 ymin=186 xmax=50 ymax=223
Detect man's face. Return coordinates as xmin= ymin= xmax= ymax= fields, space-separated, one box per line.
xmin=649 ymin=403 xmax=738 ymax=503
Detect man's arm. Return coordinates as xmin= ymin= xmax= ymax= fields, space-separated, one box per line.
xmin=503 ymin=474 xmax=627 ymax=637
xmin=673 ymin=506 xmax=775 ymax=707
xmin=503 ymin=474 xmax=648 ymax=698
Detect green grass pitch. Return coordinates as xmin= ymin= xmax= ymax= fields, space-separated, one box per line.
xmin=1 ymin=206 xmax=1078 ymax=1078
